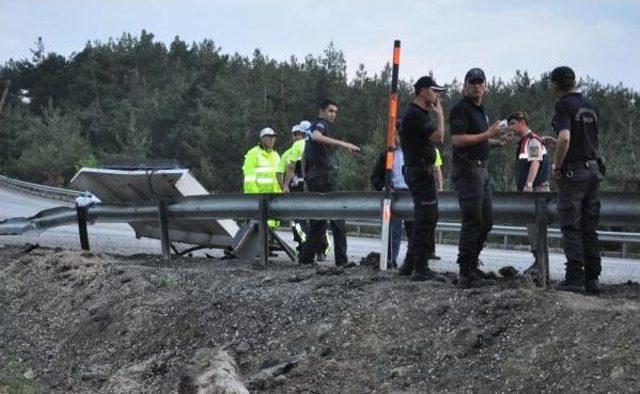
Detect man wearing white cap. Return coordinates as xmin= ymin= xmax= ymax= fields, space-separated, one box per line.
xmin=242 ymin=127 xmax=282 ymax=227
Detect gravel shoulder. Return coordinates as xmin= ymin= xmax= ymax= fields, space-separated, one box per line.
xmin=1 ymin=245 xmax=639 ymax=393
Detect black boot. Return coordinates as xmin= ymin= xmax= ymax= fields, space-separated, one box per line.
xmin=585 ymin=279 xmax=601 ymax=295
xmin=398 ymin=259 xmax=413 ymax=276
xmin=411 ymin=259 xmax=446 ymax=282
xmin=472 ymin=259 xmax=498 ymax=280
xmin=457 ymin=259 xmax=495 ymax=288
xmin=557 ymin=260 xmax=585 ymax=292
xmin=411 ymin=268 xmax=446 ymax=282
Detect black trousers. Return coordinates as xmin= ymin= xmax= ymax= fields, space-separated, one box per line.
xmin=404 ymin=166 xmax=438 ymax=273
xmin=452 ymin=165 xmax=493 ymax=274
xmin=298 ymin=170 xmax=348 ymax=265
xmin=557 ymin=166 xmax=602 ymax=280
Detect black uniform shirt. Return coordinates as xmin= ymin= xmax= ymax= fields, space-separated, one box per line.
xmin=303 ymin=117 xmax=336 ymax=168
xmin=552 ymin=92 xmax=599 ymax=164
xmin=399 ymin=103 xmax=436 ymax=166
xmin=449 ymin=96 xmax=490 ymax=163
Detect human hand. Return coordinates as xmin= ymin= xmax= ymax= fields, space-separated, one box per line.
xmin=429 ymin=97 xmax=444 ymax=117
xmin=343 ymin=142 xmax=361 ymax=153
xmin=542 ymin=136 xmax=557 ymax=147
xmin=523 ymin=184 xmax=533 ymax=192
xmin=488 ymin=121 xmax=503 ymax=139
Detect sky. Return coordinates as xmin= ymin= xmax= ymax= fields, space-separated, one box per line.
xmin=1 ymin=0 xmax=639 ymax=91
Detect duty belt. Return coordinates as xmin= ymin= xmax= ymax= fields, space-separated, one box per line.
xmin=562 ymin=160 xmax=598 ymax=171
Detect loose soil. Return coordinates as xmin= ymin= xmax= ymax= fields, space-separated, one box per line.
xmin=1 ymin=245 xmax=639 ymax=393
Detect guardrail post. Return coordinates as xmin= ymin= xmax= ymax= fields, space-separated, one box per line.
xmin=258 ymin=196 xmax=269 ymax=268
xmin=534 ymin=198 xmax=550 ymax=288
xmin=75 ymin=205 xmax=90 ymax=251
xmin=157 ymin=199 xmax=171 ymax=262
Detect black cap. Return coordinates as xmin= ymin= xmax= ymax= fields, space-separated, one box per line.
xmin=414 ymin=76 xmax=445 ymax=93
xmin=550 ymin=66 xmax=575 ymax=83
xmin=506 ymin=111 xmax=528 ymax=123
xmin=465 ymin=68 xmax=486 ymax=83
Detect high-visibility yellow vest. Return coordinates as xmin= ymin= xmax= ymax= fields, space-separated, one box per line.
xmin=278 ymin=139 xmax=305 ymax=174
xmin=242 ymin=144 xmax=282 ymax=194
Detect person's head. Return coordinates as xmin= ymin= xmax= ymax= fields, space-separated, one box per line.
xmin=507 ymin=111 xmax=529 ymax=135
xmin=550 ymin=66 xmax=576 ymax=97
xmin=414 ymin=76 xmax=445 ymax=106
xmin=259 ymin=127 xmax=277 ymax=149
xmin=290 ymin=123 xmax=305 ymax=141
xmin=463 ymin=68 xmax=487 ymax=102
xmin=318 ymin=99 xmax=338 ymax=123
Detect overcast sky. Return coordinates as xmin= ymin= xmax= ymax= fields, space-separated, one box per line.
xmin=1 ymin=0 xmax=639 ymax=91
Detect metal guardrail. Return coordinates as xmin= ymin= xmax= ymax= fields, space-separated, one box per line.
xmin=346 ymin=220 xmax=640 ymax=258
xmin=0 ymin=174 xmax=81 ymax=202
xmin=1 ymin=174 xmax=640 ymax=284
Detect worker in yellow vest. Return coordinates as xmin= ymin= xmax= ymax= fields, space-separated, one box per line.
xmin=242 ymin=127 xmax=281 ymax=228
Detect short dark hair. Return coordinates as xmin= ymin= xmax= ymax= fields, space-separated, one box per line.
xmin=506 ymin=111 xmax=528 ymax=125
xmin=551 ymin=66 xmax=576 ymax=91
xmin=319 ymin=99 xmax=337 ymax=110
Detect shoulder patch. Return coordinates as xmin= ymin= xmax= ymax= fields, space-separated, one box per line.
xmin=528 ymin=144 xmax=540 ymax=158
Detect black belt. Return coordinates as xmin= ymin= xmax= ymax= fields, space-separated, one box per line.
xmin=455 ymin=159 xmax=487 ymax=168
xmin=563 ymin=160 xmax=598 ymax=171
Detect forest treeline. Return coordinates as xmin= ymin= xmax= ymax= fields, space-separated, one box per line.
xmin=0 ymin=31 xmax=638 ymax=192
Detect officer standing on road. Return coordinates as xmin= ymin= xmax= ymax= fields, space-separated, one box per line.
xmin=279 ymin=121 xmax=311 ymax=253
xmin=507 ymin=111 xmax=550 ymax=274
xmin=449 ymin=68 xmax=506 ymax=288
xmin=397 ymin=76 xmax=446 ymax=281
xmin=298 ymin=99 xmax=360 ymax=266
xmin=242 ymin=127 xmax=282 ymax=229
xmin=549 ymin=66 xmax=604 ymax=295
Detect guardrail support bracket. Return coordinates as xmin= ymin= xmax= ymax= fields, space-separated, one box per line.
xmin=76 ymin=205 xmax=90 ymax=251
xmin=534 ymin=198 xmax=550 ymax=288
xmin=157 ymin=199 xmax=171 ymax=262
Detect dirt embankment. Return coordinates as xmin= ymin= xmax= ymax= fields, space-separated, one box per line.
xmin=1 ymin=245 xmax=639 ymax=393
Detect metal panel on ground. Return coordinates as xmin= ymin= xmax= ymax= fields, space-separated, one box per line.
xmin=70 ymin=168 xmax=239 ymax=248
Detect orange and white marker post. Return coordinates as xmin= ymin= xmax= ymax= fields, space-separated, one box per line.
xmin=379 ymin=40 xmax=401 ymax=271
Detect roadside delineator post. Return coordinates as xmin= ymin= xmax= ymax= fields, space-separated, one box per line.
xmin=379 ymin=39 xmax=401 ymax=271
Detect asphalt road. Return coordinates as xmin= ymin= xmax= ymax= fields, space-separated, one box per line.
xmin=1 ymin=185 xmax=639 ymax=283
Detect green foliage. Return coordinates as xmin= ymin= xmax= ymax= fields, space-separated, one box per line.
xmin=0 ymin=32 xmax=638 ymax=191
xmin=4 ymin=102 xmax=89 ymax=185
xmin=75 ymin=154 xmax=99 ymax=171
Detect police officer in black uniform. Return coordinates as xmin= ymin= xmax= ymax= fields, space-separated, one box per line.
xmin=449 ymin=68 xmax=506 ymax=288
xmin=298 ymin=99 xmax=360 ymax=266
xmin=550 ymin=66 xmax=603 ymax=294
xmin=397 ymin=76 xmax=446 ymax=281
